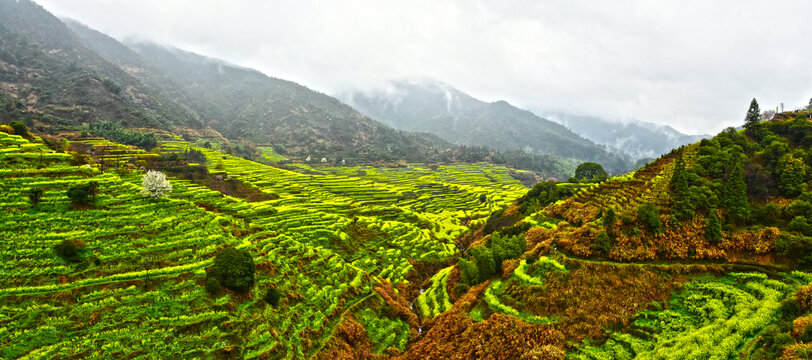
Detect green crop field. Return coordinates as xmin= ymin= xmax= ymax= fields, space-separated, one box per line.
xmin=0 ymin=132 xmax=528 ymax=359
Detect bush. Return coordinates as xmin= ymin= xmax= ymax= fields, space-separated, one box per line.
xmin=205 ymin=276 xmax=221 ymax=295
xmin=637 ymin=203 xmax=663 ymax=234
xmin=66 ymin=181 xmax=98 ymax=205
xmin=453 ymin=283 xmax=470 ymax=296
xmin=458 ymin=258 xmax=479 ymax=286
xmin=593 ymin=231 xmax=613 ymax=254
xmin=27 ymin=187 xmax=43 ymax=207
xmin=264 ymin=288 xmax=281 ymax=307
xmin=54 ymin=239 xmax=83 ymax=263
xmin=9 ymin=121 xmax=32 ymax=139
xmin=781 ymin=299 xmax=802 ymax=320
xmin=206 ymin=247 xmax=255 ymax=293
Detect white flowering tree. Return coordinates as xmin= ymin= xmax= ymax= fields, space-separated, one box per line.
xmin=140 ymin=170 xmax=172 ymax=200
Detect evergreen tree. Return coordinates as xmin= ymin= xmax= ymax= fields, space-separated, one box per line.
xmin=777 ymin=154 xmax=806 ymax=197
xmin=670 ymin=154 xmax=695 ymax=221
xmin=471 ymin=247 xmax=496 ymax=281
xmin=705 ymin=210 xmax=722 ymax=244
xmin=721 ymin=163 xmax=749 ymax=223
xmin=458 ymin=258 xmax=480 ymax=285
xmin=604 ymin=207 xmax=616 ymax=235
xmin=745 ymin=98 xmax=761 ymax=128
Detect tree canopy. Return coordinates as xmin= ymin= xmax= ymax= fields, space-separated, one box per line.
xmin=574 ymin=162 xmax=607 ymax=180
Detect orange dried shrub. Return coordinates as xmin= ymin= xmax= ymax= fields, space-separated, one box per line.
xmin=373 ymin=282 xmax=419 ymax=329
xmin=792 ymin=314 xmax=812 ymax=339
xmin=397 ymin=283 xmax=565 ymax=360
xmin=781 ymin=343 xmax=812 ymax=360
xmin=796 ymin=283 xmax=812 ymax=312
xmin=316 ymin=316 xmax=381 ymax=360
xmin=502 ymin=261 xmax=686 ymax=341
xmin=0 ymin=124 xmax=13 ymax=134
xmin=721 ymin=227 xmax=778 ymax=255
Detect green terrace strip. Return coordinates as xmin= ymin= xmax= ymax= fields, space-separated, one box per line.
xmin=483 ymin=279 xmax=556 ymax=324
xmin=574 ymin=272 xmax=792 ymax=360
xmin=414 ymin=265 xmax=454 ymax=318
xmin=0 ymin=132 xmax=529 ymax=358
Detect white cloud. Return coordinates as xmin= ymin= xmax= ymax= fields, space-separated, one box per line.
xmin=36 ymin=0 xmax=812 ymax=134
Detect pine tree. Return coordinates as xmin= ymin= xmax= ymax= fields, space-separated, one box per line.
xmin=745 ymin=98 xmax=761 ymax=128
xmin=705 ymin=210 xmax=722 ymax=244
xmin=721 ymin=163 xmax=749 ymax=224
xmin=670 ymin=154 xmax=694 ymax=221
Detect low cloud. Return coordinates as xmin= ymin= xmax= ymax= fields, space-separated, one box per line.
xmin=37 ymin=0 xmax=812 ymax=134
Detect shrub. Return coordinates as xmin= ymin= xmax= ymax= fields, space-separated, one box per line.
xmin=66 ymin=181 xmax=98 ymax=205
xmin=9 ymin=121 xmax=32 ymax=139
xmin=206 ymin=247 xmax=255 ymax=293
xmin=458 ymin=258 xmax=479 ymax=285
xmin=637 ymin=203 xmax=663 ymax=234
xmin=54 ymin=239 xmax=83 ymax=263
xmin=453 ymin=283 xmax=470 ymax=296
xmin=27 ymin=187 xmax=43 ymax=207
xmin=264 ymin=288 xmax=281 ymax=307
xmin=205 ymin=275 xmax=221 ymax=295
xmin=593 ymin=231 xmax=613 ymax=254
xmin=781 ymin=299 xmax=802 ymax=321
xmin=140 ymin=170 xmax=172 ymax=200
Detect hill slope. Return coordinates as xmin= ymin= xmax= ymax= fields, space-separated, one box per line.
xmin=63 ymin=19 xmax=450 ymax=163
xmin=340 ymin=78 xmax=631 ymax=173
xmin=0 ymin=0 xmax=203 ymax=130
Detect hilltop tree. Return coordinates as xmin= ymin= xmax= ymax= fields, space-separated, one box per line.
xmin=140 ymin=170 xmax=172 ymax=200
xmin=745 ymin=98 xmax=761 ymax=128
xmin=721 ymin=163 xmax=749 ymax=223
xmin=574 ymin=162 xmax=607 ymax=181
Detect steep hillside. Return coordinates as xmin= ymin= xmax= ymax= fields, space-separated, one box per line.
xmin=0 ymin=0 xmax=202 ymax=130
xmin=546 ymin=112 xmax=709 ymax=160
xmin=395 ymin=113 xmax=812 ymax=359
xmin=341 ymin=78 xmax=631 ymax=173
xmin=60 ymin=20 xmax=447 ymax=163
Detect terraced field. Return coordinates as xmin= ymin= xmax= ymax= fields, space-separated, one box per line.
xmin=0 ymin=132 xmax=529 ymax=358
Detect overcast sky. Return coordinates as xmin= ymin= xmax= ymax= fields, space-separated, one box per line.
xmin=37 ymin=0 xmax=812 ymax=134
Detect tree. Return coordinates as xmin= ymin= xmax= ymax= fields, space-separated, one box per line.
xmin=207 ymin=247 xmax=255 ymax=293
xmin=471 ymin=247 xmax=496 ymax=281
xmin=27 ymin=187 xmax=43 ymax=207
xmin=745 ymin=98 xmax=761 ymax=128
xmin=762 ymin=109 xmax=776 ymax=121
xmin=54 ymin=239 xmax=83 ymax=263
xmin=721 ymin=163 xmax=749 ymax=223
xmin=604 ymin=207 xmax=616 ymax=234
xmin=264 ymin=288 xmax=281 ymax=307
xmin=140 ymin=170 xmax=172 ymax=200
xmin=491 ymin=233 xmax=526 ymax=269
xmin=637 ymin=203 xmax=663 ymax=234
xmin=458 ymin=258 xmax=479 ymax=285
xmin=777 ymin=154 xmax=806 ymax=197
xmin=574 ymin=162 xmax=607 ymax=181
xmin=593 ymin=230 xmax=613 ymax=254
xmin=9 ymin=121 xmax=32 ymax=139
xmin=669 ymin=154 xmax=695 ymax=222
xmin=66 ymin=181 xmax=98 ymax=206
xmin=705 ymin=211 xmax=722 ymax=244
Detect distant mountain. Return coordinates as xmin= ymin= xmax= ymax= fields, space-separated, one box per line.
xmin=544 ymin=112 xmax=709 ymax=160
xmin=0 ymin=0 xmax=203 ymax=130
xmin=340 ymin=78 xmax=631 ymax=173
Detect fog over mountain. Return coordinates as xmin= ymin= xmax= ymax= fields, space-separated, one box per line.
xmin=34 ymin=0 xmax=812 ymax=135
